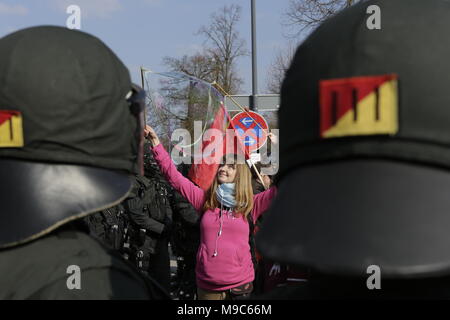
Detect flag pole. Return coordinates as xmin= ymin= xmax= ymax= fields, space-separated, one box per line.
xmin=140 ymin=66 xmax=147 ymax=124
xmin=212 ymin=81 xmax=265 ymax=133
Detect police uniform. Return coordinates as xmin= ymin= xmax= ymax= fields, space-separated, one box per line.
xmin=257 ymin=0 xmax=450 ymax=298
xmin=0 ymin=26 xmax=167 ymax=299
xmin=169 ymin=162 xmax=200 ymax=300
xmin=0 ymin=224 xmax=163 ymax=299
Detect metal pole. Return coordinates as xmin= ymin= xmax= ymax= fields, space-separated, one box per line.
xmin=140 ymin=66 xmax=147 ymax=125
xmin=140 ymin=66 xmax=145 ymax=90
xmin=250 ymin=0 xmax=258 ymax=111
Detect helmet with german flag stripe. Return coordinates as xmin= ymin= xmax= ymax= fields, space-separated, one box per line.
xmin=0 ymin=26 xmax=145 ymax=248
xmin=258 ymin=0 xmax=450 ymax=278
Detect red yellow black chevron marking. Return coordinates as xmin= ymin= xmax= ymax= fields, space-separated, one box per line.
xmin=0 ymin=110 xmax=24 ymax=147
xmin=319 ymin=74 xmax=398 ymax=138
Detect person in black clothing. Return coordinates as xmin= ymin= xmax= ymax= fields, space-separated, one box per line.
xmin=257 ymin=0 xmax=450 ymax=299
xmin=84 ymin=140 xmax=200 ymax=296
xmin=134 ymin=141 xmax=175 ymax=292
xmin=169 ymin=161 xmax=200 ymax=299
xmin=0 ymin=26 xmax=167 ymax=299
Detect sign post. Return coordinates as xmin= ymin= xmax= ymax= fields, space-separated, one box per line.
xmin=224 ymin=94 xmax=279 ymax=112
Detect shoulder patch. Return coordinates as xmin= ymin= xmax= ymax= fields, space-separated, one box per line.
xmin=0 ymin=110 xmax=24 ymax=147
xmin=319 ymin=74 xmax=398 ymax=139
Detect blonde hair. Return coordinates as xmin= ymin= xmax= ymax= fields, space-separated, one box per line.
xmin=203 ymin=161 xmax=254 ymax=218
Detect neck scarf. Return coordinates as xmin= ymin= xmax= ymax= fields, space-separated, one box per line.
xmin=215 ymin=183 xmax=236 ymax=208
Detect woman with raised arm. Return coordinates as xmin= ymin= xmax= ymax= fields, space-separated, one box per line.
xmin=145 ymin=125 xmax=277 ymax=300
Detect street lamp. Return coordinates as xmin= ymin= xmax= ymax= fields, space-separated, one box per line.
xmin=251 ymin=0 xmax=258 ymax=111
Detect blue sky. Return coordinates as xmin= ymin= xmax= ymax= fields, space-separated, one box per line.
xmin=0 ymin=0 xmax=301 ymax=94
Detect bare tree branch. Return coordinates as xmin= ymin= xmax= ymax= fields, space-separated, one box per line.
xmin=283 ymin=0 xmax=361 ymax=38
xmin=266 ymin=43 xmax=297 ymax=94
xmin=265 ymin=0 xmax=360 ymax=93
xmin=197 ymin=4 xmax=248 ymax=94
xmin=152 ymin=4 xmax=247 ymax=141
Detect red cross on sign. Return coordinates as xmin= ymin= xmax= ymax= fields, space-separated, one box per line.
xmin=229 ymin=111 xmax=269 ymax=154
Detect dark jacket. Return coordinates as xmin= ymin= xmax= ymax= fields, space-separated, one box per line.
xmin=0 ymin=223 xmax=167 ymax=299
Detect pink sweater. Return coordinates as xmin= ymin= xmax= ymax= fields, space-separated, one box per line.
xmin=151 ymin=144 xmax=276 ymax=291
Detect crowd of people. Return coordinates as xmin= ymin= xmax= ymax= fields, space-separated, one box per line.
xmin=3 ymin=0 xmax=450 ymax=300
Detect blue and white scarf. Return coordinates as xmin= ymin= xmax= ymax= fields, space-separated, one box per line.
xmin=215 ymin=183 xmax=236 ymax=208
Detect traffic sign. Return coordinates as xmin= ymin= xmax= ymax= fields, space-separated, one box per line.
xmin=229 ymin=111 xmax=269 ymax=153
xmin=224 ymin=94 xmax=279 ymax=111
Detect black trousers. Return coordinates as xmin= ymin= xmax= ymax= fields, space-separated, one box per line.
xmin=147 ymin=237 xmax=170 ymax=293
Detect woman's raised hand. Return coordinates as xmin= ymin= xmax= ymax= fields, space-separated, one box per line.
xmin=144 ymin=125 xmax=160 ymax=147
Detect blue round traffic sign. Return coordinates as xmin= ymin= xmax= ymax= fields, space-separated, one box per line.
xmin=229 ymin=111 xmax=269 ymax=153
